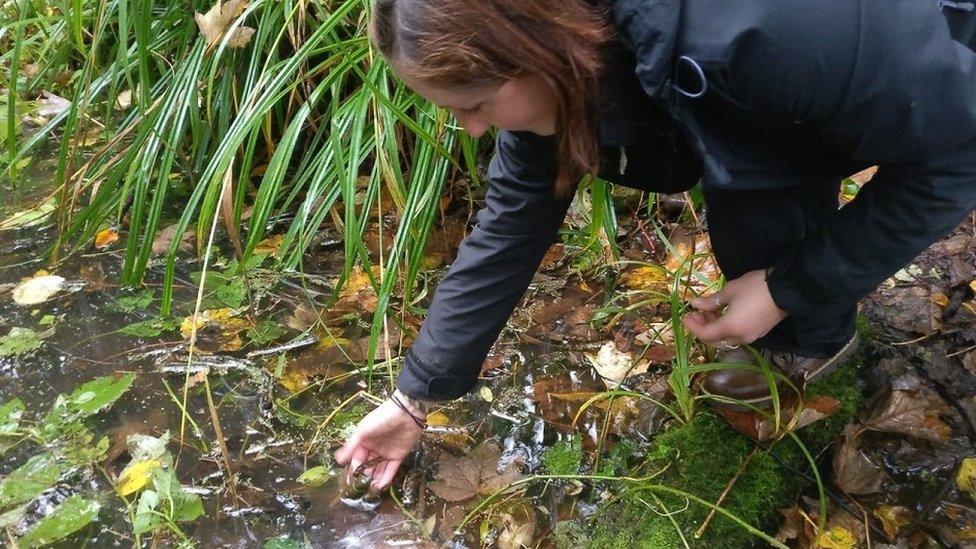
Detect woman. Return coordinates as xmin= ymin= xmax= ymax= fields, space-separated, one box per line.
xmin=337 ymin=0 xmax=976 ymax=491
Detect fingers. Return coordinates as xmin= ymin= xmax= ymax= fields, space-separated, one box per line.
xmin=371 ymin=459 xmax=403 ymax=491
xmin=334 ymin=431 xmax=362 ymax=465
xmin=682 ymin=311 xmax=738 ymax=345
xmin=690 ymin=289 xmax=729 ymax=312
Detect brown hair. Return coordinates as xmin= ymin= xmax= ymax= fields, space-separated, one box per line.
xmin=370 ymin=0 xmax=609 ymax=195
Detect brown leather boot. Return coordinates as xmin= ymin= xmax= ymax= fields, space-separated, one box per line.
xmin=700 ymin=335 xmax=859 ymax=411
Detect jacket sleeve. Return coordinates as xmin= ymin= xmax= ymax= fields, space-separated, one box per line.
xmin=715 ymin=0 xmax=976 ymax=319
xmin=397 ymin=130 xmax=571 ymax=401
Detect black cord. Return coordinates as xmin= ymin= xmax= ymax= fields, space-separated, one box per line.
xmin=390 ymin=394 xmax=427 ymax=429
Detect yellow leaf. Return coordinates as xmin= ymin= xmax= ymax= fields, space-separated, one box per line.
xmin=278 ymin=368 xmax=311 ymax=393
xmin=180 ymin=308 xmax=254 ymax=351
xmin=817 ymin=526 xmax=856 ymax=549
xmin=116 ymin=459 xmax=162 ymax=496
xmin=956 ymin=457 xmax=976 ymax=502
xmin=873 ymin=505 xmax=912 ymax=539
xmin=970 ymin=280 xmax=976 ymax=294
xmin=94 ymin=228 xmax=119 ymax=250
xmin=426 ymin=411 xmax=450 ymax=427
xmin=620 ymin=264 xmax=668 ymax=291
xmin=255 ymin=234 xmax=285 ymax=257
xmin=479 ymin=386 xmax=494 ymax=403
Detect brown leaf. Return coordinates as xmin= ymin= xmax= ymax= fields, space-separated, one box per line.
xmin=874 ymin=505 xmax=913 ymax=539
xmin=832 ymin=426 xmax=885 ymax=494
xmin=498 ymin=513 xmax=535 ymax=549
xmin=335 ymin=265 xmax=379 ymax=314
xmin=849 ymin=166 xmax=878 ymax=185
xmin=793 ymin=396 xmax=841 ymax=431
xmin=438 ymin=505 xmax=465 ymax=541
xmin=866 ymin=390 xmax=952 ymax=442
xmin=152 ymin=224 xmax=194 ymax=256
xmin=429 ymin=441 xmax=522 ymax=502
xmin=775 ymin=505 xmax=806 ymax=543
xmin=194 ymin=0 xmax=255 ymax=48
xmin=285 ymin=304 xmax=318 ymax=331
xmin=715 ymin=395 xmax=838 ymax=441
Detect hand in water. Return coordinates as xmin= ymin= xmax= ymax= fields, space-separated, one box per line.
xmin=682 ymin=269 xmax=788 ymax=346
xmin=334 ymin=399 xmax=423 ymax=491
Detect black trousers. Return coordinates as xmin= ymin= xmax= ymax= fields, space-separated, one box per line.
xmin=703 ymin=180 xmax=856 ymax=358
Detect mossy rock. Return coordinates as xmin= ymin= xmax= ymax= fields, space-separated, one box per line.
xmin=588 ymin=358 xmax=863 ymax=548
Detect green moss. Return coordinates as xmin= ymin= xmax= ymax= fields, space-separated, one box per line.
xmin=588 ymin=357 xmax=864 ymax=548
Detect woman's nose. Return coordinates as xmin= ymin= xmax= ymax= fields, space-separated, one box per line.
xmin=454 ymin=112 xmax=489 ymax=138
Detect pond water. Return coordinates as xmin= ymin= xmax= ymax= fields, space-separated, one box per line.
xmin=0 ymin=155 xmax=665 ymax=548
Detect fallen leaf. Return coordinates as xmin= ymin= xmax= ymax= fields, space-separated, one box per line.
xmin=180 ymin=308 xmax=254 ymax=352
xmin=94 ymin=228 xmax=119 ymax=250
xmin=479 ymin=386 xmax=494 ymax=402
xmin=285 ymin=304 xmax=318 ymax=331
xmin=957 ymin=457 xmax=976 ymax=502
xmin=335 ymin=265 xmax=380 ymax=313
xmin=439 ymin=505 xmax=465 ymax=540
xmin=849 ymin=166 xmax=878 ymax=185
xmin=67 ymin=125 xmax=101 ymax=147
xmin=874 ymin=505 xmax=912 ymax=539
xmin=426 ymin=411 xmax=450 ymax=427
xmin=586 ymin=341 xmax=650 ymax=388
xmin=662 ymin=231 xmax=721 ymax=294
xmin=775 ymin=505 xmax=805 ymax=543
xmin=893 ymin=264 xmax=924 ymax=283
xmin=817 ymin=526 xmax=856 ymax=549
xmin=34 ymin=92 xmax=71 ymax=118
xmin=116 ymin=459 xmax=162 ymax=496
xmin=866 ymin=390 xmax=952 ymax=442
xmin=620 ymin=264 xmax=669 ymax=292
xmin=297 ymin=465 xmax=332 ymax=487
xmin=832 ymin=426 xmax=885 ymax=494
xmin=717 ymin=395 xmax=839 ymax=441
xmin=793 ymin=396 xmax=842 ymax=431
xmin=429 ymin=440 xmax=522 ymax=502
xmin=12 ymin=274 xmax=65 ymax=305
xmin=255 ymin=234 xmax=285 ymax=257
xmin=498 ymin=513 xmax=535 ymax=549
xmin=152 ymin=224 xmax=194 ymax=256
xmin=195 ymin=0 xmax=256 ymax=48
xmin=115 ymin=89 xmax=132 ymax=110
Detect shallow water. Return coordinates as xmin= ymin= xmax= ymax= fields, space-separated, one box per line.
xmin=0 ymin=158 xmax=639 ymax=547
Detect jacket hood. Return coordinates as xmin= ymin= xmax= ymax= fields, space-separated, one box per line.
xmin=607 ymin=0 xmax=682 ymax=98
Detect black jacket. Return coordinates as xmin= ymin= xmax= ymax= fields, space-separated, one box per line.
xmin=398 ymin=0 xmax=976 ymax=401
